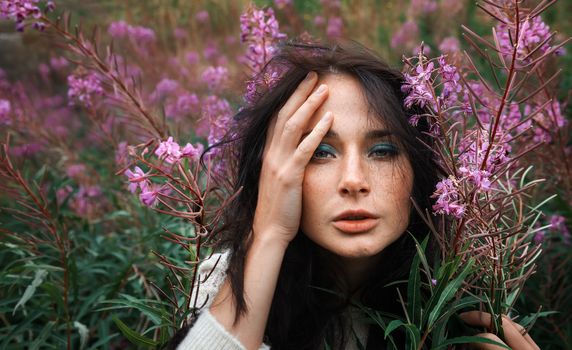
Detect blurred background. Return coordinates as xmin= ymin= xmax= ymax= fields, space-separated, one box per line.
xmin=1 ymin=0 xmax=571 ymax=349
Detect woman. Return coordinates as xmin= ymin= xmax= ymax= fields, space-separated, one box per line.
xmin=171 ymin=41 xmax=539 ymax=350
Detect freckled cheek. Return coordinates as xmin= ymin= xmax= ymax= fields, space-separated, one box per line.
xmin=301 ymin=167 xmax=333 ymax=222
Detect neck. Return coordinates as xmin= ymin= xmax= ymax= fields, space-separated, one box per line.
xmin=338 ymin=253 xmax=385 ymax=293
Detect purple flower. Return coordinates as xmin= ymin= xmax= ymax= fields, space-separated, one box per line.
xmin=391 ymin=20 xmax=419 ymax=49
xmin=402 ymin=62 xmax=435 ymax=109
xmin=115 ymin=141 xmax=129 ymax=166
xmin=201 ymin=66 xmax=229 ymax=92
xmin=66 ymin=163 xmax=86 ymax=178
xmin=313 ymin=15 xmax=326 ymax=27
xmin=182 ymin=142 xmax=205 ymax=161
xmin=432 ymin=177 xmax=465 ymax=218
xmin=496 ymin=16 xmax=553 ymax=61
xmin=0 ymin=0 xmax=43 ymax=31
xmin=155 ymin=136 xmax=182 ymax=164
xmin=0 ymin=99 xmax=11 ymax=124
xmin=326 ymin=16 xmax=343 ymax=38
xmin=128 ymin=25 xmax=156 ymax=45
xmin=71 ymin=185 xmax=102 ymax=218
xmin=67 ymin=73 xmax=103 ymax=107
xmin=108 ymin=20 xmax=130 ymax=38
xmin=274 ymin=0 xmax=292 ymax=9
xmin=49 ymin=56 xmax=68 ymax=70
xmin=438 ymin=37 xmax=460 ymax=54
xmin=153 ymin=78 xmax=179 ymax=99
xmin=185 ymin=51 xmax=199 ymax=65
xmin=408 ymin=0 xmax=438 ymax=17
xmin=195 ymin=10 xmax=209 ymax=23
xmin=457 ymin=129 xmax=511 ymax=191
xmin=9 ymin=142 xmax=43 ymax=157
xmin=125 ymin=166 xmax=149 ymax=193
xmin=550 ymin=215 xmax=570 ymax=244
xmin=107 ymin=20 xmax=156 ymax=46
xmin=139 ymin=183 xmax=169 ymax=207
xmin=56 ymin=185 xmax=72 ymax=206
xmin=240 ymin=6 xmax=286 ymax=72
xmin=201 ymin=95 xmax=232 ymax=145
xmin=437 ymin=56 xmax=462 ymax=109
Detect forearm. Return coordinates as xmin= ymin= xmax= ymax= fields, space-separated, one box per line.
xmin=209 ymin=235 xmax=288 ymax=350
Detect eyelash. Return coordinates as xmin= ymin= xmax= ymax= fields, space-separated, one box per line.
xmin=311 ymin=143 xmax=399 ymax=160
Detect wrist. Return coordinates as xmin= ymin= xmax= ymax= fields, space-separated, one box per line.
xmin=251 ymin=231 xmax=290 ymax=253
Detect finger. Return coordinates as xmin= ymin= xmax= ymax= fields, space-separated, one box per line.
xmin=470 ymin=333 xmax=507 ymax=350
xmin=460 ymin=312 xmax=535 ymax=350
xmin=293 ymin=112 xmax=333 ymax=166
xmin=272 ymin=71 xmax=319 ymax=143
xmin=279 ymin=83 xmax=329 ymax=151
xmin=501 ymin=316 xmax=540 ymax=350
xmin=263 ymin=116 xmax=278 ymax=161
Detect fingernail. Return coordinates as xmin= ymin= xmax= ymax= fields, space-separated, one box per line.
xmin=316 ymin=84 xmax=327 ymax=94
xmin=305 ymin=71 xmax=316 ymax=81
xmin=323 ymin=112 xmax=333 ymax=121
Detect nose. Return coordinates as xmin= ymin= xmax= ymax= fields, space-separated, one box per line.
xmin=338 ymin=152 xmax=370 ymax=196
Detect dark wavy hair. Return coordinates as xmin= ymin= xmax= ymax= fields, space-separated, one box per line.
xmin=175 ymin=40 xmax=440 ymax=350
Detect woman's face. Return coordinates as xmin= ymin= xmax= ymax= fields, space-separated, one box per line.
xmin=300 ymin=73 xmax=414 ymax=262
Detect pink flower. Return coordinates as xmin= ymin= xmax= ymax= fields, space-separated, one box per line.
xmin=496 ymin=16 xmax=553 ymax=61
xmin=432 ymin=177 xmax=465 ymax=218
xmin=153 ymin=78 xmax=179 ymax=99
xmin=438 ymin=37 xmax=460 ymax=54
xmin=313 ymin=15 xmax=326 ymax=27
xmin=182 ymin=142 xmax=205 ymax=161
xmin=124 ymin=166 xmax=149 ymax=193
xmin=108 ymin=20 xmax=129 ymax=38
xmin=0 ymin=0 xmax=43 ymax=31
xmin=391 ymin=20 xmax=418 ymax=49
xmin=326 ymin=16 xmax=343 ymax=38
xmin=155 ymin=136 xmax=182 ymax=164
xmin=49 ymin=56 xmax=68 ymax=70
xmin=550 ymin=215 xmax=570 ymax=244
xmin=185 ymin=51 xmax=199 ymax=65
xmin=66 ymin=163 xmax=86 ymax=178
xmin=67 ymin=73 xmax=103 ymax=107
xmin=201 ymin=66 xmax=229 ymax=92
xmin=70 ymin=185 xmax=102 ymax=218
xmin=274 ymin=0 xmax=292 ymax=9
xmin=402 ymin=62 xmax=435 ymax=109
xmin=115 ymin=141 xmax=129 ymax=166
xmin=139 ymin=183 xmax=169 ymax=207
xmin=195 ymin=10 xmax=209 ymax=23
xmin=0 ymin=99 xmax=11 ymax=125
xmin=56 ymin=185 xmax=73 ymax=206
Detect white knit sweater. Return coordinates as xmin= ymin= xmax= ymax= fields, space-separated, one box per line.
xmin=176 ymin=250 xmax=369 ymax=350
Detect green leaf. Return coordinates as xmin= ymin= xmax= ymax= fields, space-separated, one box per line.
xmin=432 ymin=335 xmax=511 ymax=349
xmin=29 ymin=321 xmax=55 ymax=350
xmin=407 ymin=235 xmax=428 ymax=326
xmin=403 ymin=324 xmax=421 ymax=350
xmin=427 ymin=258 xmax=475 ymax=328
xmin=13 ymin=269 xmax=48 ymax=315
xmin=384 ymin=319 xmax=405 ymax=338
xmin=112 ymin=316 xmax=159 ymax=348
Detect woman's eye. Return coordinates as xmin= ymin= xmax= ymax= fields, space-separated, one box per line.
xmin=312 ymin=144 xmax=336 ymax=159
xmin=368 ymin=144 xmax=398 ymax=158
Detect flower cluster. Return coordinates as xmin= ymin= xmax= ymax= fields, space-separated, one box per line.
xmin=201 ymin=66 xmax=229 ymax=92
xmin=402 ymin=61 xmax=434 ymax=109
xmin=107 ymin=20 xmax=156 ymax=46
xmin=496 ymin=16 xmax=555 ymax=62
xmin=0 ymin=0 xmax=53 ymax=31
xmin=240 ymin=5 xmax=287 ymax=104
xmin=154 ymin=137 xmax=204 ymax=164
xmin=124 ymin=166 xmax=169 ymax=207
xmin=432 ymin=177 xmax=465 ymax=218
xmin=0 ymin=99 xmax=11 ymax=125
xmin=67 ymin=73 xmax=103 ymax=107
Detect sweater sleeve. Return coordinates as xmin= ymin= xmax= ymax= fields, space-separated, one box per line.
xmin=176 ymin=250 xmax=271 ymax=350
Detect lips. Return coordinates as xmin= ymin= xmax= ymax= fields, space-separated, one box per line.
xmin=332 ymin=210 xmax=379 ymax=233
